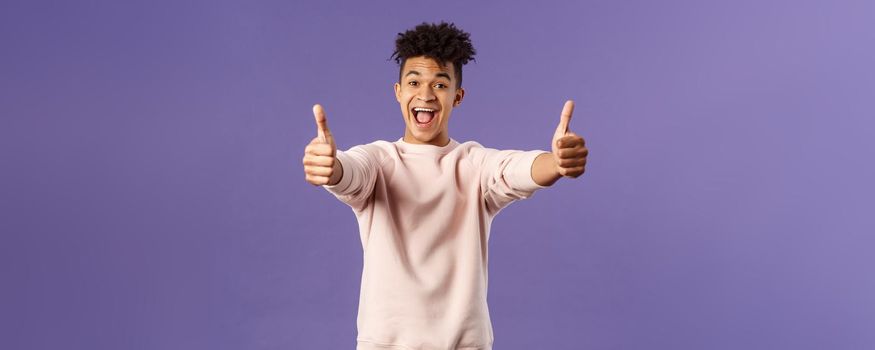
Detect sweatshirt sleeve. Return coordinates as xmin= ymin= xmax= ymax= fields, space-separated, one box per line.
xmin=322 ymin=144 xmax=381 ymax=211
xmin=471 ymin=145 xmax=549 ymax=215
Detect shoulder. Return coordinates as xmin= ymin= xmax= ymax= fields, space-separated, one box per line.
xmin=356 ymin=139 xmax=394 ymax=152
xmin=454 ymin=140 xmax=488 ymax=154
xmin=453 ymin=140 xmax=503 ymax=168
xmin=454 ymin=140 xmax=502 ymax=158
xmin=345 ymin=140 xmax=395 ymax=163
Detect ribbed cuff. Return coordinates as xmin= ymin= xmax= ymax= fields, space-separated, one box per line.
xmin=511 ymin=150 xmax=550 ymax=192
xmin=322 ymin=150 xmax=353 ymax=194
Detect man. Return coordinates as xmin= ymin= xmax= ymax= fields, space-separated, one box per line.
xmin=302 ymin=22 xmax=588 ymax=350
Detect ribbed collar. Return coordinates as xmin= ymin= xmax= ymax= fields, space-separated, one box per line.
xmin=394 ymin=138 xmax=459 ymax=155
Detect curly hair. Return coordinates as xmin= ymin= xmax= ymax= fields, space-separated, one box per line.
xmin=390 ymin=21 xmax=476 ymax=89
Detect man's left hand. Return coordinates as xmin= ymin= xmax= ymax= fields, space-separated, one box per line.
xmin=551 ymin=100 xmax=588 ymax=178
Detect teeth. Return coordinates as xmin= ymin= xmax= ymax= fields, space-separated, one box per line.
xmin=413 ymin=107 xmax=436 ymax=112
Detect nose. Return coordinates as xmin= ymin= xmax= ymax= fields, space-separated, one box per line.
xmin=416 ymin=89 xmax=435 ymax=103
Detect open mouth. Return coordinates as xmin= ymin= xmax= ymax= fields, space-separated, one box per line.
xmin=411 ymin=107 xmax=438 ymax=128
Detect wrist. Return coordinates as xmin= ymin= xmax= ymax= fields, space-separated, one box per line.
xmin=532 ymin=152 xmax=562 ymax=187
xmin=327 ymin=157 xmax=343 ymax=186
xmin=551 ymin=153 xmax=562 ymax=178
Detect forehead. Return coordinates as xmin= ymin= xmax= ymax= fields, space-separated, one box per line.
xmin=402 ymin=56 xmax=455 ymax=79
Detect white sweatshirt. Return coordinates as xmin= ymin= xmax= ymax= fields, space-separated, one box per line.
xmin=323 ymin=138 xmax=548 ymax=350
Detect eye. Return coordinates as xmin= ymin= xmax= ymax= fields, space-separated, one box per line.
xmin=408 ymin=81 xmax=418 ymax=86
xmin=434 ymin=83 xmax=447 ymax=89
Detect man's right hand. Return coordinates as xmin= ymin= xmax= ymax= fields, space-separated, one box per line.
xmin=303 ymin=104 xmax=341 ymax=186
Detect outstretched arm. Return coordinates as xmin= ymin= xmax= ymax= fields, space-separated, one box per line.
xmin=531 ymin=100 xmax=588 ymax=186
xmin=304 ymin=103 xmax=381 ymax=211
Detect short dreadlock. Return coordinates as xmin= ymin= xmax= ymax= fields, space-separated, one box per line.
xmin=390 ymin=22 xmax=476 ymax=89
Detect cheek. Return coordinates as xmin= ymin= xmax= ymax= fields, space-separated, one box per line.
xmin=402 ymin=94 xmax=415 ymax=106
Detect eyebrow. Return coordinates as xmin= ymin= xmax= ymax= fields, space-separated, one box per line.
xmin=405 ymin=70 xmax=452 ymax=80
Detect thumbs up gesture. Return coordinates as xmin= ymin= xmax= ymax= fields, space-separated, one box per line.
xmin=551 ymin=100 xmax=588 ymax=178
xmin=303 ymin=104 xmax=341 ymax=186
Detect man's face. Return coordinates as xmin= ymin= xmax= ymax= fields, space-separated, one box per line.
xmin=394 ymin=56 xmax=465 ymax=146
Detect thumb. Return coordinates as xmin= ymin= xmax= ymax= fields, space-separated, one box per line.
xmin=554 ymin=100 xmax=574 ymax=141
xmin=313 ymin=104 xmax=331 ymax=142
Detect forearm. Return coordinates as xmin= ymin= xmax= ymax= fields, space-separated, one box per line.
xmin=531 ymin=152 xmax=561 ymax=187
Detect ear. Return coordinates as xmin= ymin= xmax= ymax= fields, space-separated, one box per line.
xmin=394 ymin=82 xmax=401 ymax=103
xmin=453 ymin=87 xmax=465 ymax=107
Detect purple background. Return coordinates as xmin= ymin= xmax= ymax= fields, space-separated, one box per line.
xmin=2 ymin=0 xmax=874 ymax=349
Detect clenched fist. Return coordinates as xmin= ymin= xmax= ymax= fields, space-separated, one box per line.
xmin=551 ymin=100 xmax=587 ymax=178
xmin=303 ymin=104 xmax=342 ymax=186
